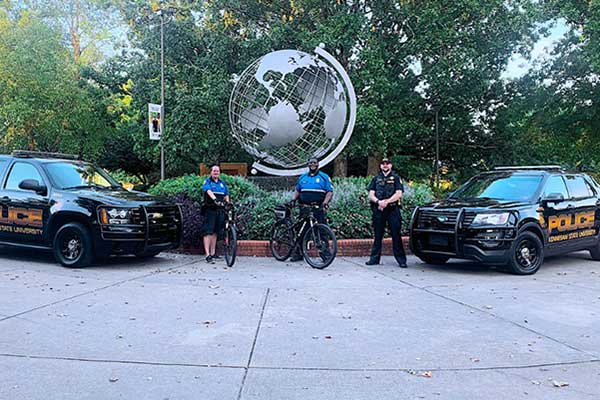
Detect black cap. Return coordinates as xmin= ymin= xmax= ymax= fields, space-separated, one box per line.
xmin=381 ymin=157 xmax=391 ymax=163
xmin=308 ymin=157 xmax=319 ymax=163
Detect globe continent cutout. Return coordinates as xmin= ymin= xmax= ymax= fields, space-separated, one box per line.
xmin=229 ymin=49 xmax=349 ymax=169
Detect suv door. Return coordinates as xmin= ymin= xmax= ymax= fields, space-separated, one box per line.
xmin=543 ymin=174 xmax=597 ymax=251
xmin=540 ymin=175 xmax=572 ymax=249
xmin=0 ymin=161 xmax=51 ymax=244
xmin=564 ymin=175 xmax=599 ymax=247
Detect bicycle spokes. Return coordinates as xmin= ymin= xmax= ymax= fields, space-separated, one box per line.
xmin=302 ymin=224 xmax=336 ymax=269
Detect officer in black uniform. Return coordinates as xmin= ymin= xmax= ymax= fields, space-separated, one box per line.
xmin=365 ymin=158 xmax=407 ymax=268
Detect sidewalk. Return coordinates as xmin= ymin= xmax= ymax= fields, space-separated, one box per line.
xmin=1 ymin=249 xmax=599 ymax=399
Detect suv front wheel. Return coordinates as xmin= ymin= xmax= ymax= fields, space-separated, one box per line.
xmin=506 ymin=231 xmax=544 ymax=275
xmin=53 ymin=222 xmax=94 ymax=268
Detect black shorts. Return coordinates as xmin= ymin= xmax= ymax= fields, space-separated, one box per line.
xmin=200 ymin=208 xmax=225 ymax=238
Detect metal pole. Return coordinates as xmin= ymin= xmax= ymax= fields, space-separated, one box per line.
xmin=435 ymin=108 xmax=439 ymax=188
xmin=160 ymin=8 xmax=165 ymax=180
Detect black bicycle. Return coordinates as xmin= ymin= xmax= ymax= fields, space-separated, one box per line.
xmin=269 ymin=202 xmax=337 ymax=269
xmin=218 ymin=202 xmax=237 ymax=267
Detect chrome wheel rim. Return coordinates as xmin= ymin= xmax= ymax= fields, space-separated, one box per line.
xmin=61 ymin=233 xmax=82 ymax=261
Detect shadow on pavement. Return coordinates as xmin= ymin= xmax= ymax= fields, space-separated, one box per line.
xmin=412 ymin=250 xmax=596 ymax=276
xmin=0 ymin=245 xmax=173 ymax=270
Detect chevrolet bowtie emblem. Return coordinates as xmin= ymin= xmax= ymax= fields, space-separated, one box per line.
xmin=148 ymin=213 xmax=163 ymax=219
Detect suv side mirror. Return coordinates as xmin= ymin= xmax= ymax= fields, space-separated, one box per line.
xmin=542 ymin=192 xmax=564 ymax=205
xmin=19 ymin=179 xmax=47 ymax=196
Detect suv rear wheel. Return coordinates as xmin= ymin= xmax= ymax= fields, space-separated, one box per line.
xmin=53 ymin=222 xmax=93 ymax=268
xmin=589 ymin=240 xmax=600 ymax=260
xmin=506 ymin=231 xmax=543 ymax=275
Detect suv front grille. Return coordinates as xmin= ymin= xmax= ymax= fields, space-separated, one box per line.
xmin=417 ymin=210 xmax=459 ymax=231
xmin=144 ymin=205 xmax=181 ymax=245
xmin=462 ymin=212 xmax=476 ymax=227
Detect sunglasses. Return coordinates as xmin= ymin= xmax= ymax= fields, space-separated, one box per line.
xmin=381 ymin=161 xmax=391 ymax=165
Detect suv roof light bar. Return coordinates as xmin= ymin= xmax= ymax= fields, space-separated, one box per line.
xmin=12 ymin=150 xmax=81 ymax=160
xmin=493 ymin=165 xmax=563 ymax=172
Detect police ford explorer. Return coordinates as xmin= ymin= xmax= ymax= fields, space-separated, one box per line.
xmin=409 ymin=166 xmax=600 ymax=275
xmin=0 ymin=151 xmax=182 ymax=268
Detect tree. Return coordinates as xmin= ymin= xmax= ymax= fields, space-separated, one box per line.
xmin=0 ymin=8 xmax=111 ymax=159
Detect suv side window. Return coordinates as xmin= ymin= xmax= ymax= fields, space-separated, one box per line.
xmin=5 ymin=162 xmax=43 ymax=191
xmin=543 ymin=175 xmax=569 ymax=199
xmin=565 ymin=175 xmax=591 ymax=199
xmin=0 ymin=160 xmax=8 ymax=180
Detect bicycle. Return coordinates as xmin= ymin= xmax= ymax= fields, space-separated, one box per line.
xmin=217 ymin=202 xmax=237 ymax=267
xmin=269 ymin=202 xmax=337 ymax=269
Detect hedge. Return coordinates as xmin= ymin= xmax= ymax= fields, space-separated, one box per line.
xmin=149 ymin=175 xmax=434 ymax=246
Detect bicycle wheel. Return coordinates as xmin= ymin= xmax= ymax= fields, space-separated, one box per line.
xmin=302 ymin=223 xmax=337 ymax=269
xmin=269 ymin=219 xmax=294 ymax=261
xmin=224 ymin=226 xmax=237 ymax=267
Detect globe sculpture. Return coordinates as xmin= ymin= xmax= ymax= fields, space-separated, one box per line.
xmin=229 ymin=46 xmax=356 ymax=176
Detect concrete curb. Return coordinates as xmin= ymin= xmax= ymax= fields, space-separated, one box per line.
xmin=176 ymin=237 xmax=411 ymax=257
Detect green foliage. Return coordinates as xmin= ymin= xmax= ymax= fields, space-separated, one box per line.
xmin=0 ymin=7 xmax=112 ymax=160
xmin=149 ymin=175 xmax=434 ymax=241
xmin=3 ymin=0 xmax=600 ymax=182
xmin=108 ymin=169 xmax=143 ymax=185
xmin=149 ymin=174 xmax=266 ymax=202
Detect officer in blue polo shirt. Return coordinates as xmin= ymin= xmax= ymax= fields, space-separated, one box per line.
xmin=289 ymin=157 xmax=333 ymax=261
xmin=201 ymin=164 xmax=230 ymax=264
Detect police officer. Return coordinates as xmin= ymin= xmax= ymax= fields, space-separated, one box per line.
xmin=201 ymin=164 xmax=230 ymax=264
xmin=366 ymin=158 xmax=407 ymax=268
xmin=290 ymin=157 xmax=333 ymax=261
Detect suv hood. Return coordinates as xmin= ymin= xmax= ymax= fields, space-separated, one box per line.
xmin=425 ymin=198 xmax=532 ymax=210
xmin=72 ymin=189 xmax=173 ymax=207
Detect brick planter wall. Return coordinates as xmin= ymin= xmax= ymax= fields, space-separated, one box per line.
xmin=175 ymin=237 xmax=410 ymax=257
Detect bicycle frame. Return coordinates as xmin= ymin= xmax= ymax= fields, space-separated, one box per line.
xmin=286 ymin=204 xmax=321 ymax=248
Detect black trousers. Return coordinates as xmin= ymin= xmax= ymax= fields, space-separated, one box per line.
xmin=369 ymin=206 xmax=407 ymax=264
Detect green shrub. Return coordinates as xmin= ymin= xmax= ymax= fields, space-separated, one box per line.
xmin=149 ymin=174 xmax=265 ymax=202
xmin=150 ymin=175 xmax=434 ymax=242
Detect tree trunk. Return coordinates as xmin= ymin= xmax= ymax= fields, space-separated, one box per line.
xmin=367 ymin=152 xmax=382 ymax=176
xmin=333 ymin=155 xmax=347 ymax=177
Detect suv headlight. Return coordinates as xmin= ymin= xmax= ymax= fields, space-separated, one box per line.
xmin=471 ymin=213 xmax=511 ymax=226
xmin=100 ymin=207 xmax=136 ymax=225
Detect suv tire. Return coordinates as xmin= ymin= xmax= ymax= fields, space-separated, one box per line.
xmin=506 ymin=231 xmax=543 ymax=275
xmin=589 ymin=240 xmax=600 ymax=260
xmin=135 ymin=250 xmax=161 ymax=258
xmin=53 ymin=222 xmax=94 ymax=268
xmin=417 ymin=254 xmax=450 ymax=265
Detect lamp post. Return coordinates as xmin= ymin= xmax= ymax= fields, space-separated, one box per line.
xmin=159 ymin=8 xmax=165 ymax=180
xmin=435 ymin=108 xmax=439 ymax=188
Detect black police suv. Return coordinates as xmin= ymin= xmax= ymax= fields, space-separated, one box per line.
xmin=0 ymin=151 xmax=182 ymax=268
xmin=410 ymin=166 xmax=600 ymax=274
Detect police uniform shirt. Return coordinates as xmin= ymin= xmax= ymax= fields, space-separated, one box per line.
xmin=296 ymin=171 xmax=333 ymax=204
xmin=367 ymin=172 xmax=403 ymax=206
xmin=202 ymin=178 xmax=229 ymax=206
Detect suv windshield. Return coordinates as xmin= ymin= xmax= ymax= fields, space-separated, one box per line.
xmin=44 ymin=162 xmax=120 ymax=190
xmin=450 ymin=173 xmax=543 ymax=202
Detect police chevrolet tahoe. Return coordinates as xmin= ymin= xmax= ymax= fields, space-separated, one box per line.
xmin=0 ymin=151 xmax=182 ymax=268
xmin=409 ymin=166 xmax=600 ymax=274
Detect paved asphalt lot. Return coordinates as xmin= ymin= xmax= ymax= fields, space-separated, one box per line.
xmin=1 ymin=247 xmax=599 ymax=400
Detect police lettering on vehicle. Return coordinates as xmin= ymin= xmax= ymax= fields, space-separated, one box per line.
xmin=540 ymin=209 xmax=598 ymax=243
xmin=296 ymin=171 xmax=333 ymax=204
xmin=0 ymin=205 xmax=44 ymax=235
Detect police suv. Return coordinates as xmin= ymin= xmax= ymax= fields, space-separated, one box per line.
xmin=0 ymin=151 xmax=182 ymax=268
xmin=409 ymin=166 xmax=600 ymax=274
